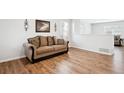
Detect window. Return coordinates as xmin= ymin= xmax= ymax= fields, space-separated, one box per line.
xmin=62 ymin=21 xmax=70 ymax=40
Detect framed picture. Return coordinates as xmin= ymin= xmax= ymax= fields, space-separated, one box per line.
xmin=36 ymin=20 xmax=50 ymax=32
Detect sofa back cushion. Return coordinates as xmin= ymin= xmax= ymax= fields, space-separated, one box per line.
xmin=48 ymin=36 xmax=54 ymax=46
xmin=53 ymin=36 xmax=57 ymax=45
xmin=28 ymin=36 xmax=40 ymax=48
xmin=57 ymin=39 xmax=64 ymax=45
xmin=40 ymin=36 xmax=48 ymax=47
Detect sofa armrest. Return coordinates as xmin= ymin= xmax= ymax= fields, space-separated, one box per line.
xmin=23 ymin=43 xmax=36 ymax=62
xmin=56 ymin=39 xmax=69 ymax=51
xmin=64 ymin=40 xmax=69 ymax=45
xmin=64 ymin=40 xmax=69 ymax=51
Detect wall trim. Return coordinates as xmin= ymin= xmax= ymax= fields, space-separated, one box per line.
xmin=0 ymin=56 xmax=26 ymax=63
xmin=70 ymin=46 xmax=113 ymax=56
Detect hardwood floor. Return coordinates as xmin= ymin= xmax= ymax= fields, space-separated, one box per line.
xmin=0 ymin=47 xmax=124 ymax=74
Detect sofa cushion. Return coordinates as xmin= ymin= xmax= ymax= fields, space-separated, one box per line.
xmin=28 ymin=36 xmax=40 ymax=48
xmin=53 ymin=36 xmax=57 ymax=45
xmin=36 ymin=46 xmax=54 ymax=55
xmin=40 ymin=36 xmax=48 ymax=47
xmin=57 ymin=39 xmax=64 ymax=45
xmin=48 ymin=36 xmax=54 ymax=46
xmin=52 ymin=45 xmax=67 ymax=51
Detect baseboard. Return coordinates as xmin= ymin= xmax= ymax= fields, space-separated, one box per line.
xmin=0 ymin=56 xmax=26 ymax=63
xmin=70 ymin=46 xmax=113 ymax=56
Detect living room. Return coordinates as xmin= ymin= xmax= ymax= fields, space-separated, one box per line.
xmin=0 ymin=19 xmax=124 ymax=74
xmin=1 ymin=0 xmax=124 ymax=93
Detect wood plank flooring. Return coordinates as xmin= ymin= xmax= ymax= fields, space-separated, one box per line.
xmin=0 ymin=47 xmax=124 ymax=74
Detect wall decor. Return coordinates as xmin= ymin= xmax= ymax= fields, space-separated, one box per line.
xmin=24 ymin=19 xmax=28 ymax=31
xmin=36 ymin=20 xmax=50 ymax=32
xmin=54 ymin=23 xmax=57 ymax=32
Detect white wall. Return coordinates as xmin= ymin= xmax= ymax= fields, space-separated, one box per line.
xmin=26 ymin=19 xmax=63 ymax=38
xmin=0 ymin=19 xmax=69 ymax=63
xmin=92 ymin=20 xmax=124 ymax=36
xmin=71 ymin=34 xmax=114 ymax=55
xmin=0 ymin=19 xmax=26 ymax=62
xmin=70 ymin=19 xmax=114 ymax=55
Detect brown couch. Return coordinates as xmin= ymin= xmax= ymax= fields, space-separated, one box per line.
xmin=24 ymin=36 xmax=69 ymax=63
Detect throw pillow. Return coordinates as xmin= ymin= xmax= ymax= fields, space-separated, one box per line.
xmin=57 ymin=39 xmax=64 ymax=45
xmin=40 ymin=36 xmax=48 ymax=47
xmin=28 ymin=36 xmax=40 ymax=48
xmin=48 ymin=36 xmax=54 ymax=46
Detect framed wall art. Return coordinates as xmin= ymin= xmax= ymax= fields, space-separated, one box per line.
xmin=36 ymin=20 xmax=50 ymax=32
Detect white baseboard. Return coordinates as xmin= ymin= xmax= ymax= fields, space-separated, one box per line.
xmin=70 ymin=46 xmax=113 ymax=56
xmin=0 ymin=56 xmax=26 ymax=63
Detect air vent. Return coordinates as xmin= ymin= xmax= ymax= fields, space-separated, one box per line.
xmin=99 ymin=48 xmax=110 ymax=53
